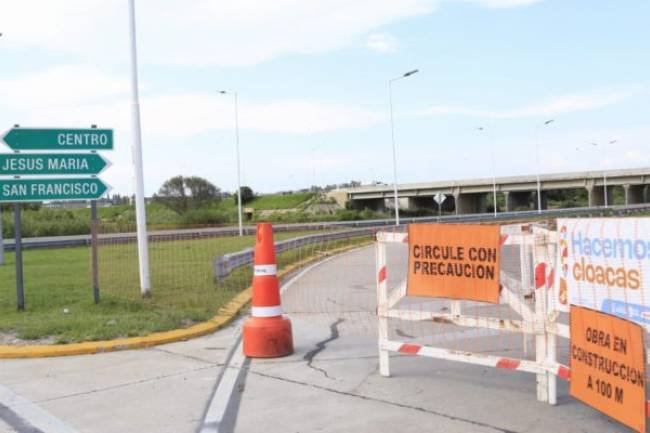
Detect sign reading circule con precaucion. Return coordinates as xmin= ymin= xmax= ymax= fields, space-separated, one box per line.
xmin=407 ymin=223 xmax=501 ymax=303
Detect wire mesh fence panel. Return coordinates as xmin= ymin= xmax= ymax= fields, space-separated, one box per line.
xmin=279 ymin=230 xmax=377 ymax=336
xmin=373 ymin=223 xmax=542 ymax=363
xmin=96 ymin=220 xmax=374 ymax=336
xmin=547 ymin=217 xmax=650 ymax=399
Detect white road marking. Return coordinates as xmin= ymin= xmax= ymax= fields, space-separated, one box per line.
xmin=199 ymin=334 xmax=245 ymax=433
xmin=197 ymin=250 xmax=362 ymax=433
xmin=0 ymin=383 xmax=81 ymax=433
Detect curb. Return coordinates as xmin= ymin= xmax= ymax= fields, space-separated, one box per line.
xmin=0 ymin=242 xmax=370 ymax=359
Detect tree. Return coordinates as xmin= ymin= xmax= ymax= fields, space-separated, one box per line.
xmin=156 ymin=175 xmax=221 ymax=212
xmin=185 ymin=176 xmax=221 ymax=208
xmin=235 ymin=186 xmax=254 ymax=206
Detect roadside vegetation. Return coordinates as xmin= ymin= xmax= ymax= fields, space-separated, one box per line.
xmin=1 ymin=175 xmax=627 ymax=239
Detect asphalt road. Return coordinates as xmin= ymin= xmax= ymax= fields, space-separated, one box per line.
xmin=0 ymin=245 xmax=633 ymax=432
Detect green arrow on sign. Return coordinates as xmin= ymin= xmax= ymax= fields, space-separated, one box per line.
xmin=2 ymin=128 xmax=113 ymax=151
xmin=0 ymin=153 xmax=110 ymax=176
xmin=0 ymin=178 xmax=109 ymax=202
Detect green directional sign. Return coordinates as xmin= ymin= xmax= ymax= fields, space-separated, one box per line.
xmin=0 ymin=153 xmax=109 ymax=176
xmin=0 ymin=178 xmax=109 ymax=202
xmin=2 ymin=128 xmax=113 ymax=151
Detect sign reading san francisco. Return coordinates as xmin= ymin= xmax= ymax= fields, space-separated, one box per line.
xmin=2 ymin=128 xmax=113 ymax=151
xmin=0 ymin=153 xmax=109 ymax=176
xmin=0 ymin=178 xmax=109 ymax=202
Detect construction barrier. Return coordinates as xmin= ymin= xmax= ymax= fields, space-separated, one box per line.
xmin=376 ymin=218 xmax=649 ymax=433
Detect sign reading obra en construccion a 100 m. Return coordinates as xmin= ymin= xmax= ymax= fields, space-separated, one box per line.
xmin=553 ymin=217 xmax=650 ymax=329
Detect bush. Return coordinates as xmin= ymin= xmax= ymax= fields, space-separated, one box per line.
xmin=235 ymin=186 xmax=254 ymax=205
xmin=180 ymin=209 xmax=230 ymax=225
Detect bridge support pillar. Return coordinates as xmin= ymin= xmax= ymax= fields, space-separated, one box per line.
xmin=533 ymin=191 xmax=548 ymax=211
xmin=504 ymin=191 xmax=532 ymax=211
xmin=350 ymin=198 xmax=385 ymax=212
xmin=407 ymin=197 xmax=434 ymax=211
xmin=624 ymin=184 xmax=646 ymax=205
xmin=454 ymin=193 xmax=487 ymax=215
xmin=586 ymin=185 xmax=612 ymax=207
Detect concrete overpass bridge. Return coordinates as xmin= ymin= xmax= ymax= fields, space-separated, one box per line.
xmin=331 ymin=167 xmax=650 ymax=214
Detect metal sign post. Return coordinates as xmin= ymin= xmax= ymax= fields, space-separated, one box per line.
xmin=433 ymin=193 xmax=446 ymax=217
xmin=0 ymin=206 xmax=4 ymax=265
xmin=13 ymin=203 xmax=24 ymax=311
xmin=90 ymin=200 xmax=100 ymax=304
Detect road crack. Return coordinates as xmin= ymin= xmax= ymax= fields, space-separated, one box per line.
xmin=249 ymin=370 xmax=520 ymax=433
xmin=303 ymin=318 xmax=344 ymax=379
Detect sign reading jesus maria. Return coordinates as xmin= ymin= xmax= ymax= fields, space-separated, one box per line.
xmin=554 ymin=218 xmax=650 ymax=329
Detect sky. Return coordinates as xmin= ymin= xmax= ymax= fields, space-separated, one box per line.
xmin=0 ymin=0 xmax=648 ymax=195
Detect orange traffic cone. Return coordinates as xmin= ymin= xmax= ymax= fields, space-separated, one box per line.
xmin=242 ymin=223 xmax=294 ymax=358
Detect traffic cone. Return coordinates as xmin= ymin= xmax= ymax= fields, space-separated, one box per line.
xmin=242 ymin=223 xmax=294 ymax=358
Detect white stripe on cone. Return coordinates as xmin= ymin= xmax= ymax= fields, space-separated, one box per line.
xmin=251 ymin=305 xmax=283 ymax=317
xmin=254 ymin=264 xmax=277 ymax=276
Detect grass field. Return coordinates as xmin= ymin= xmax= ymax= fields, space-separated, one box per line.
xmin=0 ymin=230 xmax=370 ymax=343
xmin=246 ymin=192 xmax=314 ymax=210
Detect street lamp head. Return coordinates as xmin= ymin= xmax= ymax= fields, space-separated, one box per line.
xmin=404 ymin=69 xmax=419 ymax=77
xmin=476 ymin=126 xmax=485 ymax=131
xmin=544 ymin=119 xmax=554 ymax=125
xmin=217 ymin=90 xmax=227 ymax=94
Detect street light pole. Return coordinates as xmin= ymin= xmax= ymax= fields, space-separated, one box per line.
xmin=219 ymin=90 xmax=243 ymax=236
xmin=579 ymin=140 xmax=617 ymax=207
xmin=535 ymin=119 xmax=554 ymax=214
xmin=477 ymin=127 xmax=497 ymax=217
xmin=127 ymin=0 xmax=151 ymax=296
xmin=388 ymin=69 xmax=418 ymax=226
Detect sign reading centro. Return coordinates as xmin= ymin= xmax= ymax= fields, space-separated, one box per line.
xmin=407 ymin=223 xmax=501 ymax=303
xmin=570 ymin=305 xmax=646 ymax=433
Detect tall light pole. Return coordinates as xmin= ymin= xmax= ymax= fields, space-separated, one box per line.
xmin=388 ymin=69 xmax=418 ymax=226
xmin=128 ymin=0 xmax=151 ymax=296
xmin=218 ymin=90 xmax=243 ymax=236
xmin=534 ymin=119 xmax=554 ymax=213
xmin=477 ymin=126 xmax=497 ymax=217
xmin=578 ymin=140 xmax=617 ymax=207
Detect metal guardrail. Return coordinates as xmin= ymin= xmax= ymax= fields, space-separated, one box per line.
xmin=212 ymin=227 xmax=374 ymax=280
xmin=2 ymin=203 xmax=650 ymax=251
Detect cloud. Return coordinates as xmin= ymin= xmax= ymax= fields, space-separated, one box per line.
xmin=0 ymin=64 xmax=129 ymax=110
xmin=408 ymin=89 xmax=635 ymax=119
xmin=0 ymin=0 xmax=436 ymax=67
xmin=0 ymin=0 xmax=541 ymax=67
xmin=364 ymin=33 xmax=399 ymax=53
xmin=0 ymin=64 xmax=383 ymax=136
xmin=460 ymin=0 xmax=542 ymax=8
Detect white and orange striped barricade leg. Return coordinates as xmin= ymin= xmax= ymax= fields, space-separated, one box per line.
xmin=242 ymin=222 xmax=294 ymax=358
xmin=376 ymin=231 xmax=408 ymax=377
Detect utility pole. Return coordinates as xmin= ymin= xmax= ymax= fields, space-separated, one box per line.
xmin=388 ymin=69 xmax=419 ymax=226
xmin=128 ymin=0 xmax=151 ymax=296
